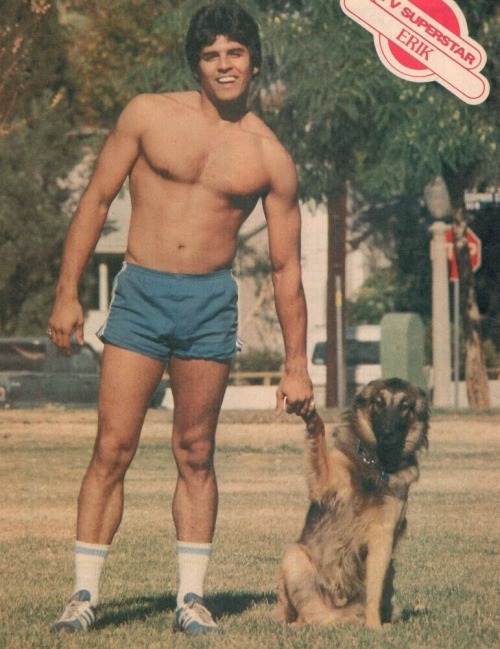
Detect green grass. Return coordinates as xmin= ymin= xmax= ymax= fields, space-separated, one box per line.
xmin=0 ymin=408 xmax=499 ymax=648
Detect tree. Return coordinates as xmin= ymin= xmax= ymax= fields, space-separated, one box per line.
xmin=34 ymin=1 xmax=497 ymax=405
xmin=255 ymin=3 xmax=404 ymax=404
xmin=259 ymin=1 xmax=499 ymax=407
xmin=362 ymin=2 xmax=499 ymax=408
xmin=61 ymin=0 xmax=205 ymax=126
xmin=0 ymin=0 xmax=69 ymax=133
xmin=348 ymin=195 xmax=434 ymax=320
xmin=0 ymin=1 xmax=80 ymax=334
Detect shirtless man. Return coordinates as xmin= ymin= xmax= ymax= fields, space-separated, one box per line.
xmin=49 ymin=2 xmax=314 ymax=635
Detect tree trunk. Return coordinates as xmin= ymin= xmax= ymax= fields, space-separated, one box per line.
xmin=445 ymin=175 xmax=490 ymax=408
xmin=326 ymin=186 xmax=347 ymax=408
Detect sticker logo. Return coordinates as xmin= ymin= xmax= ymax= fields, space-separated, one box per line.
xmin=341 ymin=0 xmax=490 ymax=105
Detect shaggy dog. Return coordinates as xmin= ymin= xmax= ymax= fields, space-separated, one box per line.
xmin=276 ymin=378 xmax=430 ymax=629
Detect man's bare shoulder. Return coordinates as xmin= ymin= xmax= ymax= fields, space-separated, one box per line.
xmin=113 ymin=92 xmax=201 ymax=139
xmin=240 ymin=114 xmax=298 ymax=200
xmin=243 ymin=113 xmax=294 ymax=169
xmin=242 ymin=111 xmax=278 ymax=141
xmin=123 ymin=91 xmax=201 ymax=117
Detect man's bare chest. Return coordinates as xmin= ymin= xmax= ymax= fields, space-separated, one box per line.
xmin=140 ymin=123 xmax=269 ymax=197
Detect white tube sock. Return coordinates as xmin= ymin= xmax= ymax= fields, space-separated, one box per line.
xmin=176 ymin=541 xmax=212 ymax=608
xmin=73 ymin=540 xmax=110 ymax=606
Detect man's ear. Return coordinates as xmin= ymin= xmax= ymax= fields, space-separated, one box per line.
xmin=252 ymin=66 xmax=260 ymax=78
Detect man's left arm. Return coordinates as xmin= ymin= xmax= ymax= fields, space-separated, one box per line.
xmin=262 ymin=146 xmax=314 ymax=417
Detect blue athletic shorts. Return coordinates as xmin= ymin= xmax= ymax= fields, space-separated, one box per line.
xmin=97 ymin=262 xmax=239 ymax=363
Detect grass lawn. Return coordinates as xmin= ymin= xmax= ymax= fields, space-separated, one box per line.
xmin=1 ymin=407 xmax=499 ymax=648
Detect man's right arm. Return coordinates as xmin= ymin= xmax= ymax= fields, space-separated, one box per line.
xmin=49 ymin=96 xmax=145 ymax=354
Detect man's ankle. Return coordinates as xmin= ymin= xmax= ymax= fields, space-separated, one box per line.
xmin=176 ymin=541 xmax=212 ymax=609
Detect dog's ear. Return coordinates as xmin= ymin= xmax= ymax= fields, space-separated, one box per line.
xmin=350 ymin=381 xmax=382 ymax=447
xmin=401 ymin=386 xmax=430 ymax=453
xmin=413 ymin=388 xmax=430 ymax=449
xmin=414 ymin=388 xmax=430 ymax=421
xmin=353 ymin=380 xmax=384 ymax=410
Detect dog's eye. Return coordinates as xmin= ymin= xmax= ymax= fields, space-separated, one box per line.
xmin=374 ymin=396 xmax=385 ymax=409
xmin=399 ymin=401 xmax=412 ymax=415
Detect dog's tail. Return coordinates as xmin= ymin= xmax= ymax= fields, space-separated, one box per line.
xmin=301 ymin=410 xmax=331 ymax=501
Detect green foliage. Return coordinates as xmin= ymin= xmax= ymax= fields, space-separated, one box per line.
xmin=467 ymin=204 xmax=500 ymax=347
xmin=0 ymin=97 xmax=79 ymax=334
xmin=63 ymin=0 xmax=267 ymax=125
xmin=259 ymin=0 xmax=499 ymax=200
xmin=0 ymin=0 xmax=72 ymax=130
xmin=347 ymin=195 xmax=433 ymax=325
xmin=259 ymin=3 xmax=403 ymax=198
xmin=236 ymin=346 xmax=283 ymax=372
xmin=256 ymin=1 xmax=498 ymax=360
xmin=345 ymin=269 xmax=400 ymax=325
xmin=358 ymin=2 xmax=499 ymax=197
xmin=364 ymin=84 xmax=499 ymax=199
xmin=483 ymin=338 xmax=500 ymax=369
xmin=2 ymin=0 xmax=496 ymax=339
xmin=64 ymin=0 xmax=196 ymax=125
xmin=0 ymin=2 xmax=80 ymax=334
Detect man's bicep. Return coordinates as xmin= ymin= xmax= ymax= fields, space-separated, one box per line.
xmin=87 ymin=132 xmax=139 ymax=203
xmin=85 ymin=101 xmax=143 ymax=203
xmin=263 ymin=190 xmax=302 ymax=272
xmin=261 ymin=140 xmax=302 ymax=268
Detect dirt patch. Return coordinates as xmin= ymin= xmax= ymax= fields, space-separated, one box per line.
xmin=1 ymin=405 xmax=499 ymax=447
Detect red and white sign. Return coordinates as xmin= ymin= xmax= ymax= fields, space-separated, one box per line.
xmin=445 ymin=226 xmax=481 ymax=281
xmin=341 ymin=0 xmax=490 ymax=105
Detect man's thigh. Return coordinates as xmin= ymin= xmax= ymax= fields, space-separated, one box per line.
xmin=169 ymin=356 xmax=230 ymax=440
xmin=97 ymin=344 xmax=166 ymax=448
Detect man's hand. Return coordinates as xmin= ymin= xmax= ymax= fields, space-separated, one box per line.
xmin=275 ymin=365 xmax=315 ymax=417
xmin=47 ymin=296 xmax=85 ymax=356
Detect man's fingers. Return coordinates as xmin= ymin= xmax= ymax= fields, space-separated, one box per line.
xmin=300 ymin=396 xmax=315 ymax=415
xmin=47 ymin=325 xmax=73 ymax=356
xmin=276 ymin=379 xmax=316 ymax=418
xmin=76 ymin=321 xmax=85 ymax=346
xmin=284 ymin=396 xmax=316 ymax=416
xmin=286 ymin=398 xmax=300 ymax=414
xmin=58 ymin=332 xmax=72 ymax=356
xmin=275 ymin=388 xmax=285 ymax=416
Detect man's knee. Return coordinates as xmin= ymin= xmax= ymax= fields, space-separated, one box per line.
xmin=90 ymin=434 xmax=137 ymax=482
xmin=173 ymin=427 xmax=215 ymax=475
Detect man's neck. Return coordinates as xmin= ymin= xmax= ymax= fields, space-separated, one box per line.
xmin=200 ymin=92 xmax=249 ymax=123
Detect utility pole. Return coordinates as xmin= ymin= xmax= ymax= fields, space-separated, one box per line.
xmin=429 ymin=220 xmax=452 ymax=406
xmin=425 ymin=176 xmax=452 ymax=407
xmin=326 ymin=187 xmax=347 ymax=408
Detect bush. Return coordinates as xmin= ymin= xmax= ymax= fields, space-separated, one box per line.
xmin=235 ymin=347 xmax=283 ymax=372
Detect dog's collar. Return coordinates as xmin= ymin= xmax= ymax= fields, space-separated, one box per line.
xmin=357 ymin=441 xmax=390 ymax=483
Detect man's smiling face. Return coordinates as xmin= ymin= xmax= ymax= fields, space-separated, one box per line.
xmin=197 ymin=35 xmax=259 ymax=105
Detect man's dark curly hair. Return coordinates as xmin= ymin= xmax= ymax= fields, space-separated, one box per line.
xmin=185 ymin=2 xmax=262 ymax=75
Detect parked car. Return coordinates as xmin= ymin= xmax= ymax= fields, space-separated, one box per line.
xmin=0 ymin=337 xmax=167 ymax=408
xmin=308 ymin=325 xmax=382 ymax=402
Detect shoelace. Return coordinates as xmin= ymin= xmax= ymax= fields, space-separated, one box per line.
xmin=179 ymin=601 xmax=216 ymax=627
xmin=60 ymin=600 xmax=92 ymax=622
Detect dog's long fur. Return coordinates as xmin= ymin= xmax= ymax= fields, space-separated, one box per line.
xmin=276 ymin=378 xmax=430 ymax=629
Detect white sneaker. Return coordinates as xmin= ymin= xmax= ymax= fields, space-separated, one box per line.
xmin=50 ymin=589 xmax=96 ymax=633
xmin=172 ymin=593 xmax=218 ymax=635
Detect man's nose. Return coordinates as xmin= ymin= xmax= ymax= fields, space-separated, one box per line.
xmin=218 ymin=55 xmax=232 ymax=70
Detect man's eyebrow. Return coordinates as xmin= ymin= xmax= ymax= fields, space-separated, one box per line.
xmin=201 ymin=46 xmax=246 ymax=56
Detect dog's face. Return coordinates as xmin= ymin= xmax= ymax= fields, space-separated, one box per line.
xmin=352 ymin=378 xmax=429 ymax=472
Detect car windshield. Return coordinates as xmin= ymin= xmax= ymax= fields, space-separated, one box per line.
xmin=0 ymin=341 xmax=47 ymax=371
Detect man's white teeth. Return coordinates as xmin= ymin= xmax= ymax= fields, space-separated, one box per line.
xmin=218 ymin=76 xmax=236 ymax=83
